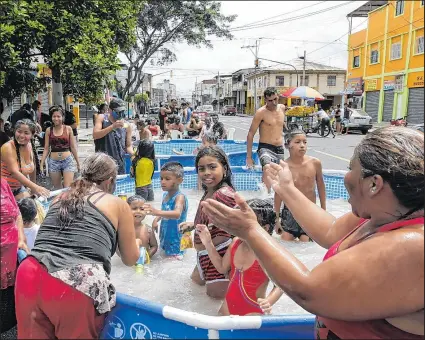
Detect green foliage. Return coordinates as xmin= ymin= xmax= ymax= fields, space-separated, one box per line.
xmin=122 ymin=0 xmax=236 ymax=98
xmin=134 ymin=92 xmax=149 ymax=103
xmin=0 ymin=0 xmax=144 ymax=103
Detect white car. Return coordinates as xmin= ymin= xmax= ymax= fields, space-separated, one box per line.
xmin=342 ymin=108 xmax=373 ymax=135
xmin=201 ymin=105 xmax=214 ymax=114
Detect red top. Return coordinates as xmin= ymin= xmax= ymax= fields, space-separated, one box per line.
xmin=225 ymin=239 xmax=269 ymax=315
xmin=148 ymin=125 xmax=159 ymax=136
xmin=50 ymin=126 xmax=70 ymax=152
xmin=316 ymin=217 xmax=424 ymax=339
xmin=194 ymin=186 xmax=236 ymax=245
xmin=0 ymin=178 xmax=19 ymax=289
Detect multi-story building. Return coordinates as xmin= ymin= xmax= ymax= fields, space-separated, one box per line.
xmin=194 ymin=79 xmax=216 ymax=106
xmin=245 ymin=59 xmax=346 ymax=114
xmin=156 ymin=79 xmax=177 ymax=102
xmin=346 ymin=0 xmax=424 ymax=124
xmin=115 ymin=64 xmax=152 ymax=98
xmin=151 ymin=88 xmax=165 ymax=107
xmin=231 ymin=68 xmax=255 ymax=113
xmin=223 ymin=77 xmax=233 ymax=106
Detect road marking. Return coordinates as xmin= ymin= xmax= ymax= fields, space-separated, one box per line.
xmin=312 ymin=150 xmax=350 ymax=162
xmin=224 ymin=122 xmax=250 ymax=133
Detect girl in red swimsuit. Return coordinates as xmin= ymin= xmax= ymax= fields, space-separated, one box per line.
xmin=197 ymin=198 xmax=284 ymax=316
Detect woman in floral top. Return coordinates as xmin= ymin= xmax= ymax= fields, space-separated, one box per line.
xmin=14 ymin=153 xmax=140 ymax=339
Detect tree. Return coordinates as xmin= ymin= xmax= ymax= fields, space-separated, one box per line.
xmin=121 ymin=0 xmax=236 ymax=99
xmin=0 ymin=0 xmax=144 ymax=105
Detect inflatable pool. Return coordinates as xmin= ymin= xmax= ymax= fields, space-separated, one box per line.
xmin=35 ymin=169 xmax=349 ymax=339
xmin=153 ymin=140 xmax=259 ymax=155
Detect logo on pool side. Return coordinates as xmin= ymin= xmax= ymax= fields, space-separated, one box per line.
xmin=130 ymin=322 xmax=152 ymax=339
xmin=107 ymin=315 xmax=126 ymax=339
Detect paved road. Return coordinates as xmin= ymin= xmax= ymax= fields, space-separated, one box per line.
xmin=218 ymin=115 xmax=365 ymax=171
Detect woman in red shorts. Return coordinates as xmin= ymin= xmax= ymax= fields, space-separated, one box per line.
xmin=14 ymin=153 xmax=141 ymax=339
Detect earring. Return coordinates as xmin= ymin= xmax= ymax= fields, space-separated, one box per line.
xmin=371 ymin=187 xmax=376 ymax=193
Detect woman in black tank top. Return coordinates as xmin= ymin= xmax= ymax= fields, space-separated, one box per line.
xmin=14 ymin=153 xmax=141 ymax=339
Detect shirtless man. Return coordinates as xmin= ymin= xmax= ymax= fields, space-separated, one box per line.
xmin=246 ymin=87 xmax=286 ymax=181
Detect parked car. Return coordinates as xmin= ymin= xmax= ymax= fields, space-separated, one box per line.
xmin=221 ymin=105 xmax=236 ymax=116
xmin=195 ymin=105 xmax=214 ymax=121
xmin=149 ymin=107 xmax=160 ymax=116
xmin=341 ymin=108 xmax=373 ymax=134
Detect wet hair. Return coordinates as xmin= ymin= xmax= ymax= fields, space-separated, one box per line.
xmin=202 ymin=131 xmax=218 ymax=145
xmin=127 ymin=195 xmax=146 ymax=205
xmin=195 ymin=146 xmax=234 ymax=190
xmin=13 ymin=119 xmax=40 ymax=176
xmin=174 ymin=116 xmax=181 ymax=125
xmin=57 ymin=153 xmax=118 ymax=228
xmin=137 ymin=119 xmax=147 ymax=128
xmin=17 ymin=197 xmax=37 ymax=224
xmin=204 ymin=117 xmax=212 ymax=128
xmin=132 ymin=139 xmax=155 ymax=176
xmin=212 ymin=121 xmax=225 ymax=139
xmin=354 ymin=126 xmax=424 ymax=218
xmin=264 ymin=87 xmax=278 ymax=98
xmin=48 ymin=105 xmax=64 ymax=125
xmin=134 ymin=114 xmax=140 ymax=120
xmin=246 ymin=198 xmax=276 ymax=235
xmin=284 ymin=128 xmax=306 ymax=146
xmin=161 ymin=161 xmax=184 ymax=179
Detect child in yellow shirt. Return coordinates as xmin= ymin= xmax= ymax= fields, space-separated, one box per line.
xmin=131 ymin=139 xmax=155 ymax=201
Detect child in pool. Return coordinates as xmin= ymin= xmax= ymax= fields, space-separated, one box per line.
xmin=17 ymin=197 xmax=40 ymax=251
xmin=131 ymin=139 xmax=155 ymax=202
xmin=144 ymin=162 xmax=188 ymax=258
xmin=127 ymin=195 xmax=158 ymax=263
xmin=197 ymin=198 xmax=284 ymax=316
xmin=179 ymin=146 xmax=237 ymax=299
xmin=274 ymin=129 xmax=326 ymax=242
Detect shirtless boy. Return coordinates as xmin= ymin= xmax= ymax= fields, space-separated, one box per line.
xmin=246 ymin=87 xmax=286 ymax=177
xmin=276 ymin=129 xmax=327 ymax=242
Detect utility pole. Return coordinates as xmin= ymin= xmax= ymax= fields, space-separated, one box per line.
xmin=217 ymin=71 xmax=220 ymax=113
xmin=241 ymin=39 xmax=260 ymax=113
xmin=302 ymin=50 xmax=306 ymax=86
xmin=195 ymin=77 xmax=198 ymax=106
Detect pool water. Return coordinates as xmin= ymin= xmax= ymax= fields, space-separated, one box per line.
xmin=110 ymin=189 xmax=351 ymax=316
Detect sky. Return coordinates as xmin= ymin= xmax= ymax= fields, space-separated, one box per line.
xmin=119 ymin=0 xmax=368 ymax=100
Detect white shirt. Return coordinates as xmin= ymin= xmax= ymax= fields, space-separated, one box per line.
xmin=24 ymin=224 xmax=40 ymax=251
xmin=317 ymin=109 xmax=329 ymax=119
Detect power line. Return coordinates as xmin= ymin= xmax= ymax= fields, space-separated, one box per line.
xmin=228 ymin=1 xmax=327 ymax=30
xmin=229 ymin=1 xmax=356 ymax=32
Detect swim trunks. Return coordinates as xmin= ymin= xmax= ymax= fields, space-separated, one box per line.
xmin=281 ymin=206 xmax=308 ymax=239
xmin=197 ymin=239 xmax=232 ymax=284
xmin=257 ymin=142 xmax=285 ymax=168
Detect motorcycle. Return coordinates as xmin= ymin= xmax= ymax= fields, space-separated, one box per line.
xmin=390 ymin=116 xmax=407 ymax=127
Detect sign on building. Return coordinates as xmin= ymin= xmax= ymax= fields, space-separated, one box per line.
xmin=383 ymin=79 xmax=395 ymax=91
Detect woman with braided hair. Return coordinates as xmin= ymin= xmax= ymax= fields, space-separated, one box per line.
xmin=1 ymin=119 xmax=49 ymax=200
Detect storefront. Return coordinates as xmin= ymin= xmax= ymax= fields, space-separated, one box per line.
xmin=364 ymin=78 xmax=379 ymax=123
xmin=345 ymin=77 xmax=363 ymax=109
xmin=407 ymin=73 xmax=424 ymax=124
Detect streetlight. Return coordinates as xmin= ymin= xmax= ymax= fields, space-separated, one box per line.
xmin=257 ymin=58 xmax=299 ymax=87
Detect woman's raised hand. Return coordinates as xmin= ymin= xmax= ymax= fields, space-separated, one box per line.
xmin=200 ymin=192 xmax=259 ymax=239
xmin=195 ymin=224 xmax=212 ymax=245
xmin=263 ymin=161 xmax=295 ymax=196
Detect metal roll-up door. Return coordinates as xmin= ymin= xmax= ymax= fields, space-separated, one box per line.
xmin=407 ymin=88 xmax=424 ymax=124
xmin=382 ymin=90 xmax=394 ymax=122
xmin=40 ymin=91 xmax=49 ymax=113
xmin=365 ymin=91 xmax=380 ymax=123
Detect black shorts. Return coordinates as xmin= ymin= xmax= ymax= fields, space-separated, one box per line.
xmin=335 ymin=117 xmax=342 ymax=123
xmin=281 ymin=206 xmax=309 ymax=239
xmin=257 ymin=142 xmax=285 ymax=168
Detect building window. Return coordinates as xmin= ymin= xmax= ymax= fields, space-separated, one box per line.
xmin=327 ymin=75 xmax=336 ymax=86
xmin=276 ymin=76 xmax=285 ymax=86
xmin=302 ymin=76 xmax=309 ymax=86
xmin=390 ymin=42 xmax=402 ymax=60
xmin=395 ymin=0 xmax=404 ymax=16
xmin=370 ymin=50 xmax=379 ymax=64
xmin=353 ymin=55 xmax=360 ymax=68
xmin=415 ymin=36 xmax=424 ymax=54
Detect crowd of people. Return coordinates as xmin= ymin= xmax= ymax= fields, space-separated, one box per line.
xmin=0 ymin=89 xmax=423 ymax=339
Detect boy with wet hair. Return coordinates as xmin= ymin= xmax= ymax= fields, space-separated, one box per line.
xmin=275 ymin=129 xmax=326 ymax=242
xmin=144 ymin=162 xmax=188 ymax=258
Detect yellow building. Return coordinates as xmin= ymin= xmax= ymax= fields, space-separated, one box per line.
xmin=346 ymin=0 xmax=424 ymax=124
